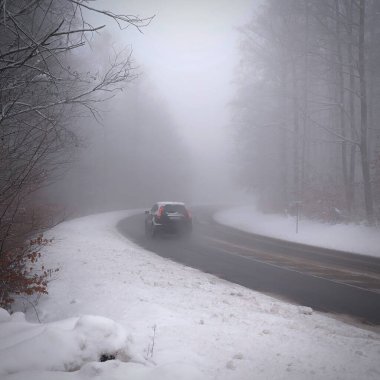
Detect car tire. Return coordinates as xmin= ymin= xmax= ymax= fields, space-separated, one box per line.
xmin=146 ymin=223 xmax=157 ymax=239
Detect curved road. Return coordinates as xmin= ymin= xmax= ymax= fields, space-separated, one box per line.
xmin=118 ymin=206 xmax=380 ymax=325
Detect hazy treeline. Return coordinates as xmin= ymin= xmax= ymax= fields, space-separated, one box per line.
xmin=44 ymin=76 xmax=192 ymax=214
xmin=234 ymin=0 xmax=380 ymax=224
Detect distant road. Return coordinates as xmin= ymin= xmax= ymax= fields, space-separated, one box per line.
xmin=117 ymin=206 xmax=380 ymax=325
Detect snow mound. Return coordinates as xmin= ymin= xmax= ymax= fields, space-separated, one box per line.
xmin=0 ymin=309 xmax=203 ymax=380
xmin=0 ymin=311 xmax=134 ymax=375
xmin=0 ymin=308 xmax=11 ymax=322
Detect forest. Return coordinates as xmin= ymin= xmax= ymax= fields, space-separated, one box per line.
xmin=234 ymin=0 xmax=379 ymax=224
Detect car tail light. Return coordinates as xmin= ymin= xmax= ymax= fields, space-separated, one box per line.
xmin=186 ymin=208 xmax=192 ymax=219
xmin=157 ymin=206 xmax=164 ymax=219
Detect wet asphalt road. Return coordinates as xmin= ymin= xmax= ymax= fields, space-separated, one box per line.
xmin=117 ymin=206 xmax=380 ymax=325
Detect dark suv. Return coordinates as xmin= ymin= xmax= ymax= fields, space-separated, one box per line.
xmin=145 ymin=202 xmax=192 ymax=238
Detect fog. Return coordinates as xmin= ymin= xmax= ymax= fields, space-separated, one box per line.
xmin=36 ymin=0 xmax=256 ymax=214
xmin=31 ymin=0 xmax=380 ymax=225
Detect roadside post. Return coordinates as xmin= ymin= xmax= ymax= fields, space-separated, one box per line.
xmin=291 ymin=201 xmax=302 ymax=234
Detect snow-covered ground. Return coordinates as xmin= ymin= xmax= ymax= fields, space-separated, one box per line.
xmin=1 ymin=210 xmax=379 ymax=380
xmin=215 ymin=205 xmax=380 ymax=258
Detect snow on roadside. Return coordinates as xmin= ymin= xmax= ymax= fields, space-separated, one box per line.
xmin=1 ymin=210 xmax=379 ymax=380
xmin=215 ymin=205 xmax=380 ymax=258
xmin=0 ymin=311 xmax=138 ymax=377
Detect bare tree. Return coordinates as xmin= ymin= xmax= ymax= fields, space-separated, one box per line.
xmin=357 ymin=0 xmax=374 ymax=224
xmin=0 ymin=0 xmax=151 ymax=307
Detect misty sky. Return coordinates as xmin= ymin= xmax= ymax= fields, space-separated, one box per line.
xmin=93 ymin=0 xmax=257 ymax=153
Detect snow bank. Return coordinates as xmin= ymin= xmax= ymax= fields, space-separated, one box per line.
xmin=0 ymin=308 xmax=202 ymax=380
xmin=215 ymin=205 xmax=380 ymax=257
xmin=2 ymin=209 xmax=379 ymax=379
xmin=0 ymin=310 xmax=133 ymax=375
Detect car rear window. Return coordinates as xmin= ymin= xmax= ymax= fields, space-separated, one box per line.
xmin=164 ymin=204 xmax=187 ymax=214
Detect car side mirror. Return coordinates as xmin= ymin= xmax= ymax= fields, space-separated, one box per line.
xmin=145 ymin=210 xmax=149 ymax=215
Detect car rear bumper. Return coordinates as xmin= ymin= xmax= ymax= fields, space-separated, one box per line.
xmin=154 ymin=220 xmax=192 ymax=234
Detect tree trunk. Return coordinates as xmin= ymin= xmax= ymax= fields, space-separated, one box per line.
xmin=345 ymin=0 xmax=357 ymax=214
xmin=335 ymin=0 xmax=350 ymax=211
xmin=301 ymin=0 xmax=310 ymax=202
xmin=280 ymin=59 xmax=289 ymax=209
xmin=358 ymin=0 xmax=374 ymax=224
xmin=291 ymin=58 xmax=300 ymax=202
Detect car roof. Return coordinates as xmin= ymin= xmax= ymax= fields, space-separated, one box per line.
xmin=156 ymin=201 xmax=186 ymax=206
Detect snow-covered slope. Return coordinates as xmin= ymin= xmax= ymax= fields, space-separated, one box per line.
xmin=1 ymin=210 xmax=379 ymax=379
xmin=215 ymin=206 xmax=380 ymax=257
